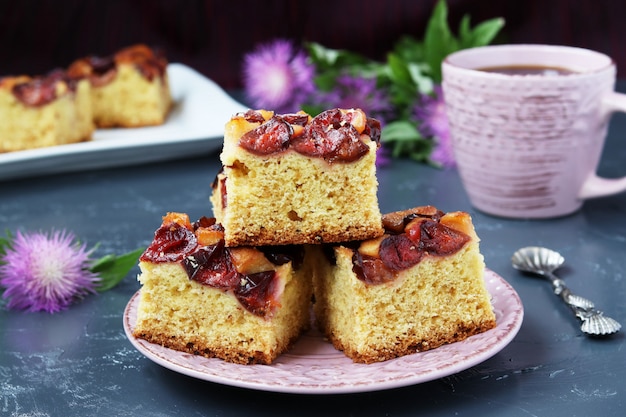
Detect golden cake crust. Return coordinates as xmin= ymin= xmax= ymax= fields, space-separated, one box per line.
xmin=67 ymin=44 xmax=172 ymax=128
xmin=133 ymin=213 xmax=313 ymax=365
xmin=0 ymin=72 xmax=94 ymax=153
xmin=133 ymin=261 xmax=311 ymax=365
xmin=211 ymin=109 xmax=384 ymax=246
xmin=134 ymin=206 xmax=496 ymax=365
xmin=312 ymin=207 xmax=497 ymax=364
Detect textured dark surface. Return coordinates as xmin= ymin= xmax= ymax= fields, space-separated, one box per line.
xmin=1 ymin=94 xmax=626 ymax=415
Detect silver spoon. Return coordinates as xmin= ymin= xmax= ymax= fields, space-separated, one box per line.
xmin=512 ymin=246 xmax=621 ymax=336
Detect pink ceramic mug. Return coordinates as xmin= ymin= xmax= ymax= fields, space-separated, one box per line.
xmin=442 ymin=44 xmax=626 ymax=218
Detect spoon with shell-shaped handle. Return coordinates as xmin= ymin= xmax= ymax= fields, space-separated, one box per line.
xmin=511 ymin=246 xmax=621 ymax=336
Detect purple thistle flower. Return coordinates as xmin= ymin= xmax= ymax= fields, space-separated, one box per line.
xmin=314 ymin=74 xmax=393 ymax=125
xmin=414 ymin=85 xmax=456 ymax=168
xmin=243 ymin=39 xmax=316 ymax=113
xmin=0 ymin=230 xmax=100 ymax=313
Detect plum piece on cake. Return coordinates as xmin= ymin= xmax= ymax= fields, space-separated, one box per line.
xmin=312 ymin=206 xmax=497 ymax=364
xmin=133 ymin=213 xmax=313 ymax=365
xmin=67 ymin=44 xmax=172 ymax=128
xmin=211 ymin=108 xmax=384 ymax=247
xmin=0 ymin=70 xmax=93 ymax=153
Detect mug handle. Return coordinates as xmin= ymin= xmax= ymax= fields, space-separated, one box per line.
xmin=579 ymin=91 xmax=626 ymax=199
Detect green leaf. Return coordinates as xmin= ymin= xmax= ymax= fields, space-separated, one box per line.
xmin=306 ymin=42 xmax=370 ymax=72
xmin=0 ymin=230 xmax=13 ymax=266
xmin=91 ymin=247 xmax=144 ymax=292
xmin=296 ymin=1 xmax=504 ymax=168
xmin=384 ymin=55 xmax=430 ymax=118
xmin=462 ymin=17 xmax=505 ymax=49
xmin=300 ymin=103 xmax=325 ymax=117
xmin=382 ymin=120 xmax=422 ymax=143
xmin=458 ymin=15 xmax=472 ymax=42
xmin=420 ymin=0 xmax=504 ymax=82
xmin=382 ymin=121 xmax=434 ymax=162
xmin=406 ymin=62 xmax=434 ymax=94
xmin=306 ymin=42 xmax=341 ymax=67
xmin=392 ymin=35 xmax=425 ymax=63
xmin=386 ymin=53 xmax=414 ymax=86
xmin=423 ymin=0 xmax=457 ymax=82
xmin=313 ymin=71 xmax=341 ymax=91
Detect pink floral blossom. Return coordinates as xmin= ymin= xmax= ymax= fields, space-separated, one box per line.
xmin=243 ymin=39 xmax=316 ymax=113
xmin=0 ymin=230 xmax=100 ymax=313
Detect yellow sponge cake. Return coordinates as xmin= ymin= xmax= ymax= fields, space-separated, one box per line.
xmin=0 ymin=71 xmax=93 ymax=153
xmin=312 ymin=206 xmax=497 ymax=363
xmin=68 ymin=44 xmax=172 ymax=128
xmin=211 ymin=108 xmax=384 ymax=247
xmin=133 ymin=213 xmax=313 ymax=365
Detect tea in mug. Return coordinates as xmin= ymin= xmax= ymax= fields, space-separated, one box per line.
xmin=478 ymin=65 xmax=577 ymax=76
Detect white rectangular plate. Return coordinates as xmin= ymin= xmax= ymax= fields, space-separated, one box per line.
xmin=0 ymin=63 xmax=248 ymax=181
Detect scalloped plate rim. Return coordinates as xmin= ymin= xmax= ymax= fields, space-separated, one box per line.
xmin=123 ymin=268 xmax=523 ymax=394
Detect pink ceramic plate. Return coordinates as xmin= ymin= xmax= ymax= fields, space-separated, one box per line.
xmin=123 ymin=269 xmax=523 ymax=394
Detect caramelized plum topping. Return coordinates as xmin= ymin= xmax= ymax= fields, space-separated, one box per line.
xmin=163 ymin=212 xmax=192 ymax=229
xmin=183 ymin=242 xmax=282 ymax=316
xmin=364 ymin=117 xmax=382 ymax=144
xmin=86 ymin=56 xmax=116 ymax=76
xmin=259 ymin=245 xmax=305 ymax=269
xmin=239 ymin=116 xmax=292 ymax=155
xmin=407 ymin=220 xmax=471 ymax=256
xmin=219 ymin=177 xmax=227 ymax=209
xmin=77 ymin=56 xmax=118 ymax=87
xmin=282 ymin=113 xmax=309 ymax=137
xmin=133 ymin=56 xmax=165 ymax=81
xmin=357 ymin=236 xmax=384 ymax=258
xmin=234 ymin=271 xmax=280 ymax=317
xmin=241 ymin=110 xmax=266 ymax=124
xmin=11 ymin=71 xmax=68 ymax=107
xmin=195 ymin=227 xmax=224 ymax=246
xmin=114 ymin=45 xmax=168 ymax=81
xmin=183 ymin=241 xmax=239 ymax=288
xmin=142 ymin=214 xmax=292 ymax=317
xmin=379 ymin=234 xmax=423 ymax=271
xmin=330 ymin=127 xmax=370 ymax=162
xmin=381 ymin=206 xmax=443 ymax=233
xmin=193 ymin=216 xmax=217 ymax=229
xmin=351 ymin=209 xmax=472 ymax=284
xmin=46 ymin=69 xmax=81 ymax=92
xmin=381 ymin=212 xmax=410 ymax=234
xmin=293 ymin=109 xmax=369 ymax=163
xmin=140 ymin=223 xmax=198 ymax=262
xmin=230 ymin=247 xmax=275 ymax=274
xmin=352 ymin=252 xmax=396 ymax=284
xmin=281 ymin=113 xmax=309 ymax=126
xmin=234 ymin=108 xmax=378 ymax=163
